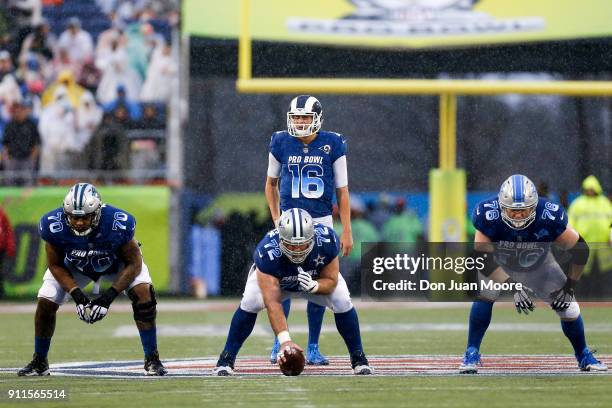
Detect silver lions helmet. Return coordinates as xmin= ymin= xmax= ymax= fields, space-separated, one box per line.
xmin=287 ymin=95 xmax=323 ymax=138
xmin=63 ymin=183 xmax=102 ymax=236
xmin=278 ymin=208 xmax=315 ymax=263
xmin=498 ymin=174 xmax=538 ymax=230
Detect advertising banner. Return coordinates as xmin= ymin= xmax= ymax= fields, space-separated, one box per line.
xmin=183 ymin=0 xmax=612 ymax=49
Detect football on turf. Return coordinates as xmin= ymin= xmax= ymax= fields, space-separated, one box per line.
xmin=278 ymin=345 xmax=305 ymax=376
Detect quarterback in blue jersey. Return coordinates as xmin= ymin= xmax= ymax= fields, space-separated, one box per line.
xmin=460 ymin=175 xmax=607 ymax=374
xmin=17 ymin=183 xmax=167 ymax=376
xmin=214 ymin=208 xmax=371 ymax=376
xmin=264 ymin=95 xmax=354 ymax=365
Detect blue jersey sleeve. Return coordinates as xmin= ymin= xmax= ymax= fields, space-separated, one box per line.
xmin=314 ymin=224 xmax=341 ymax=262
xmin=330 ymin=133 xmax=347 ymax=163
xmin=540 ymin=201 xmax=568 ymax=240
xmin=269 ymin=131 xmax=284 ymax=162
xmin=39 ymin=210 xmax=62 ymax=245
xmin=471 ymin=199 xmax=498 ymax=238
xmin=253 ymin=233 xmax=283 ymax=278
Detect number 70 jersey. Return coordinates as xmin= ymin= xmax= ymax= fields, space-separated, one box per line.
xmin=269 ymin=130 xmax=347 ymax=218
xmin=39 ymin=204 xmax=136 ymax=278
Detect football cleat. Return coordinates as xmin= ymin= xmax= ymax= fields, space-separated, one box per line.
xmin=214 ymin=351 xmax=236 ymax=376
xmin=270 ymin=339 xmax=280 ymax=364
xmin=17 ymin=353 xmax=50 ymax=376
xmin=350 ymin=350 xmax=373 ymax=375
xmin=213 ymin=366 xmax=234 ymax=376
xmin=578 ymin=348 xmax=608 ymax=372
xmin=144 ymin=351 xmax=167 ymax=376
xmin=459 ymin=347 xmax=482 ymax=374
xmin=306 ymin=344 xmax=329 ymax=365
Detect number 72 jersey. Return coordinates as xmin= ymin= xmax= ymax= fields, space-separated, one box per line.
xmin=39 ymin=204 xmax=136 ymax=278
xmin=269 ymin=130 xmax=347 ymax=218
xmin=472 ymin=197 xmax=568 ymax=272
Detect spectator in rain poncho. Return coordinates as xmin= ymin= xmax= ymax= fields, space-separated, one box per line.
xmin=41 ymin=69 xmax=84 ymax=108
xmin=95 ymin=35 xmax=141 ymax=104
xmin=568 ymin=175 xmax=612 ymax=297
xmin=38 ymin=86 xmax=78 ymax=174
xmin=56 ymin=17 xmax=93 ymax=70
xmin=381 ymin=197 xmax=423 ymax=250
xmin=140 ymin=42 xmax=176 ymax=103
xmin=74 ymin=91 xmax=102 ymax=169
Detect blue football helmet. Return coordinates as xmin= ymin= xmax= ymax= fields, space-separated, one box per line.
xmin=498 ymin=175 xmax=538 ymax=230
xmin=63 ymin=183 xmax=102 ymax=236
xmin=287 ymin=95 xmax=323 ymax=137
xmin=278 ymin=208 xmax=315 ymax=263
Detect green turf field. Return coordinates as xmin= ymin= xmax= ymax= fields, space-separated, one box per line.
xmin=1 ymin=300 xmax=610 ymax=407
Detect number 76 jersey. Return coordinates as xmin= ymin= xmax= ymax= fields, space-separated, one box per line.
xmin=472 ymin=197 xmax=568 ymax=272
xmin=39 ymin=204 xmax=136 ymax=278
xmin=269 ymin=130 xmax=347 ymax=218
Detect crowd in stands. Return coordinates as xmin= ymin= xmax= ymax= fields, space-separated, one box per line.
xmin=0 ymin=0 xmax=178 ymax=186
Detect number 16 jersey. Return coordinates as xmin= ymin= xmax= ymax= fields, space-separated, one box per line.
xmin=269 ymin=130 xmax=347 ymax=218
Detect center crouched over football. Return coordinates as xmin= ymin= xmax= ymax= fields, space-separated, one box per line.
xmin=279 ymin=345 xmax=306 ymax=376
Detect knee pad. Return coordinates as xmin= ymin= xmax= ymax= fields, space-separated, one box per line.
xmin=557 ymin=302 xmax=581 ymax=320
xmin=129 ymin=285 xmax=157 ymax=322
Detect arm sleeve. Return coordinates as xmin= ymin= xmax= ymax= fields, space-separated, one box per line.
xmin=267 ymin=152 xmax=281 ymax=178
xmin=333 ymin=155 xmax=348 ymax=188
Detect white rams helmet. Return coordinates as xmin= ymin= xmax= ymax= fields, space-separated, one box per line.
xmin=287 ymin=95 xmax=323 ymax=137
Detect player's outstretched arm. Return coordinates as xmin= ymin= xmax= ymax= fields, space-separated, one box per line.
xmin=265 ymin=176 xmax=281 ymax=226
xmin=112 ymin=239 xmax=143 ymax=293
xmin=550 ymin=226 xmax=587 ymax=311
xmin=313 ymin=257 xmax=339 ymax=295
xmin=336 ymin=186 xmax=353 ymax=256
xmin=257 ymin=269 xmax=303 ymax=352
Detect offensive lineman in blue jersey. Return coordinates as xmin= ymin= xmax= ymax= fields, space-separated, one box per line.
xmin=213 ymin=208 xmax=371 ymax=376
xmin=265 ymin=95 xmax=354 ymax=365
xmin=17 ymin=183 xmax=167 ymax=376
xmin=460 ymin=175 xmax=607 ymax=373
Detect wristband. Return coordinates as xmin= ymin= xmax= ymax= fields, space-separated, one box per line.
xmin=277 ymin=330 xmax=291 ymax=344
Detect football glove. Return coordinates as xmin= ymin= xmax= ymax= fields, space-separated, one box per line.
xmin=70 ymin=288 xmax=91 ymax=323
xmin=506 ymin=278 xmax=536 ymax=315
xmin=297 ymin=267 xmax=318 ymax=293
xmin=550 ymin=278 xmax=577 ymax=312
xmin=88 ymin=287 xmax=119 ymax=324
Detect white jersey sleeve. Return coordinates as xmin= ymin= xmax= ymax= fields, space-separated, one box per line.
xmin=267 ymin=152 xmax=281 ymax=178
xmin=333 ymin=155 xmax=348 ymax=188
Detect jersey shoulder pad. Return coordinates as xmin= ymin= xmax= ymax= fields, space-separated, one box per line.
xmin=254 ymin=230 xmax=283 ymax=275
xmin=99 ymin=205 xmax=136 ymax=243
xmin=471 ymin=197 xmax=500 ymax=236
xmin=314 ymin=224 xmax=340 ymax=259
xmin=321 ymin=131 xmax=347 ymax=160
xmin=269 ymin=131 xmax=288 ymax=159
xmin=39 ymin=207 xmax=68 ymax=243
xmin=536 ymin=199 xmax=568 ymax=235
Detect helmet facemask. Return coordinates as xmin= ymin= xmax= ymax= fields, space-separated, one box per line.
xmin=500 ymin=204 xmax=537 ymax=230
xmin=287 ymin=112 xmax=322 ymax=138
